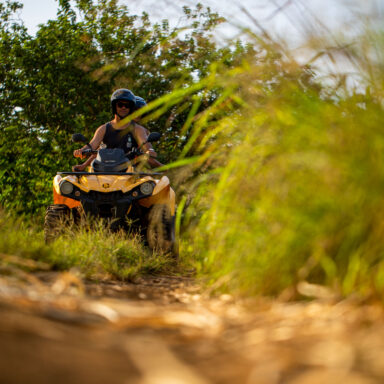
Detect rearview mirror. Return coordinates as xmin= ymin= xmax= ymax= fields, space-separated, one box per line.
xmin=72 ymin=133 xmax=87 ymax=143
xmin=147 ymin=132 xmax=161 ymax=143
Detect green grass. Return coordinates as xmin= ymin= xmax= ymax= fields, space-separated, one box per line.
xmin=0 ymin=211 xmax=180 ymax=280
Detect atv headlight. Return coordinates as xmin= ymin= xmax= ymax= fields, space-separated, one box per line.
xmin=60 ymin=181 xmax=74 ymax=195
xmin=139 ymin=182 xmax=154 ymax=195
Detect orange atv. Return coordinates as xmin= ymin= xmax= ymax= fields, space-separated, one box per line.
xmin=44 ymin=132 xmax=177 ymax=255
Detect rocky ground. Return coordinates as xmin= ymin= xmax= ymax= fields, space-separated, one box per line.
xmin=1 ymin=258 xmax=384 ymax=384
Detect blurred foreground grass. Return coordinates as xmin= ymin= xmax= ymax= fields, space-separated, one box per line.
xmin=172 ymin=29 xmax=384 ymax=300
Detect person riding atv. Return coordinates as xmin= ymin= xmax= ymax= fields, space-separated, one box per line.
xmin=73 ymin=89 xmax=162 ymax=171
xmin=44 ymin=88 xmax=177 ymax=255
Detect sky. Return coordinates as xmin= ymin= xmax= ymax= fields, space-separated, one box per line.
xmin=18 ymin=0 xmax=383 ymax=44
xmin=16 ymin=0 xmax=384 ymax=86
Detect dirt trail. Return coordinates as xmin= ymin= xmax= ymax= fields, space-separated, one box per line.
xmin=1 ymin=268 xmax=384 ymax=384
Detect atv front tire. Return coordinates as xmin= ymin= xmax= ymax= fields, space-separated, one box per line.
xmin=44 ymin=204 xmax=71 ymax=243
xmin=147 ymin=204 xmax=177 ymax=257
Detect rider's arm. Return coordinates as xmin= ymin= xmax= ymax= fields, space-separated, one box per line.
xmin=132 ymin=123 xmax=164 ymax=168
xmin=73 ymin=125 xmax=106 ymax=158
xmin=147 ymin=156 xmax=164 ymax=168
xmin=132 ymin=123 xmax=157 ymax=156
xmin=72 ymin=155 xmax=96 ymax=172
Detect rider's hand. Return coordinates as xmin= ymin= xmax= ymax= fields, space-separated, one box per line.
xmin=73 ymin=149 xmax=86 ymax=159
xmin=72 ymin=163 xmax=87 ymax=172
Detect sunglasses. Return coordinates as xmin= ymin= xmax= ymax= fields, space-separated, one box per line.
xmin=116 ymin=101 xmax=131 ymax=109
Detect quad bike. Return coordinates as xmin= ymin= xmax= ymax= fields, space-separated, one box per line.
xmin=44 ymin=132 xmax=177 ymax=256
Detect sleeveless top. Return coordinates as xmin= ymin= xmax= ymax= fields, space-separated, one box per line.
xmin=102 ymin=122 xmax=138 ymax=153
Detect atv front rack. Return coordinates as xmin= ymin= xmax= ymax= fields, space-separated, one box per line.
xmin=57 ymin=171 xmax=162 ymax=176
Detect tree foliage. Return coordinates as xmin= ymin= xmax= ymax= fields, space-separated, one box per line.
xmin=0 ymin=0 xmax=244 ymax=214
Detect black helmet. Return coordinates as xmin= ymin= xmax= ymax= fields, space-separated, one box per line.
xmin=134 ymin=96 xmax=147 ymax=110
xmin=111 ymin=88 xmax=136 ymax=114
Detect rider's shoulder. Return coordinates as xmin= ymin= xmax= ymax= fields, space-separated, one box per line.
xmin=131 ymin=121 xmax=147 ymax=134
xmin=96 ymin=123 xmax=108 ymax=134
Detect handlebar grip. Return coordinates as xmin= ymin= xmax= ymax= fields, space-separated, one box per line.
xmin=81 ymin=149 xmax=98 ymax=156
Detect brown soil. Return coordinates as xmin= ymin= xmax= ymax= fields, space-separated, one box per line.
xmin=1 ymin=269 xmax=384 ymax=384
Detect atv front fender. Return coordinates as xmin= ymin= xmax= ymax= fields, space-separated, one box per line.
xmin=139 ymin=176 xmax=176 ymax=216
xmin=53 ymin=175 xmax=81 ymax=209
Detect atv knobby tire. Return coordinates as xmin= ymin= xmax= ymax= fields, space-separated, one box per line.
xmin=44 ymin=204 xmax=71 ymax=243
xmin=147 ymin=204 xmax=177 ymax=257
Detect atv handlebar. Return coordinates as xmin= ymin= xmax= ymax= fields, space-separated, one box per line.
xmin=81 ymin=148 xmax=98 ymax=156
xmin=75 ymin=147 xmax=144 ymax=162
xmin=126 ymin=147 xmax=144 ymax=160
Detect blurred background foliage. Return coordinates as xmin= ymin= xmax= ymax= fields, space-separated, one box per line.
xmin=1 ymin=0 xmax=384 ymax=299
